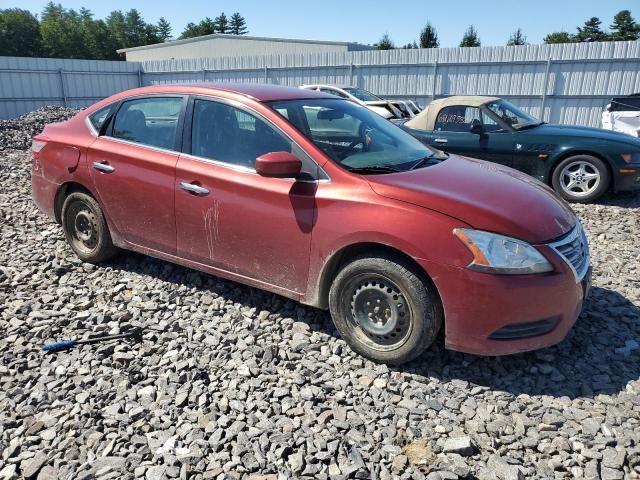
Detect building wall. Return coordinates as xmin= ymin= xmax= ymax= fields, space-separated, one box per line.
xmin=123 ymin=37 xmax=371 ymax=62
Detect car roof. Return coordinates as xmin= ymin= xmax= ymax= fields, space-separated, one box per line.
xmin=118 ymin=83 xmax=336 ymax=102
xmin=405 ymin=95 xmax=501 ymax=131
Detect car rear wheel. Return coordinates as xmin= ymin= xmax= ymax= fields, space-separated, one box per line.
xmin=61 ymin=192 xmax=119 ymax=263
xmin=328 ymin=254 xmax=443 ymax=365
xmin=551 ymin=155 xmax=610 ymax=203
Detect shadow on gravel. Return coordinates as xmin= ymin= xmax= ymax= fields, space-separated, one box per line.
xmin=107 ymin=252 xmax=638 ymax=401
xmin=594 ymin=191 xmax=640 ymax=208
xmin=401 ymin=286 xmax=640 ymax=400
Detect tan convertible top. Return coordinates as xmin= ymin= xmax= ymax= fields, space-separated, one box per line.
xmin=405 ymin=96 xmax=500 ymax=131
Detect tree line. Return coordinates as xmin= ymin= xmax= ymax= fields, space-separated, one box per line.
xmin=375 ymin=10 xmax=639 ymax=49
xmin=0 ymin=2 xmax=248 ymax=60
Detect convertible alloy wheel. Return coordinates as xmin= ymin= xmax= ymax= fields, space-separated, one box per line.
xmin=559 ymin=161 xmax=601 ymax=198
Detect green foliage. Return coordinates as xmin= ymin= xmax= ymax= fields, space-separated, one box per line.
xmin=575 ymin=17 xmax=606 ymax=42
xmin=0 ymin=8 xmax=42 ymax=57
xmin=460 ymin=25 xmax=481 ymax=47
xmin=507 ymin=28 xmax=527 ymax=46
xmin=215 ymin=13 xmax=228 ymax=34
xmin=544 ymin=31 xmax=575 ymax=44
xmin=157 ymin=17 xmax=172 ymax=41
xmin=419 ymin=23 xmax=439 ymax=48
xmin=376 ymin=33 xmax=394 ymax=50
xmin=230 ymin=13 xmax=248 ymax=35
xmin=609 ymin=10 xmax=639 ymax=41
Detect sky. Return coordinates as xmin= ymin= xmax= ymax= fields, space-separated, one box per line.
xmin=4 ymin=0 xmax=639 ymax=47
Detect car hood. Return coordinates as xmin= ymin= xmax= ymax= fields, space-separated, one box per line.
xmin=366 ymin=155 xmax=576 ymax=244
xmin=528 ymin=123 xmax=640 ymax=146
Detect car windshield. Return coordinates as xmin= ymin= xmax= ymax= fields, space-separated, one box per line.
xmin=268 ymin=98 xmax=445 ymax=173
xmin=485 ymin=99 xmax=541 ymax=130
xmin=343 ymin=87 xmax=383 ymax=102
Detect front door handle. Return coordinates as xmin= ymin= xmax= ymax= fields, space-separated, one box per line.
xmin=179 ymin=181 xmax=209 ymax=196
xmin=92 ymin=161 xmax=115 ymax=173
xmin=433 ymin=138 xmax=449 ymax=144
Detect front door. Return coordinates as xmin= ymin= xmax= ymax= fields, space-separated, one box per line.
xmin=174 ymin=97 xmax=317 ymax=294
xmin=87 ymin=95 xmax=187 ymax=253
xmin=428 ymin=105 xmax=514 ymax=166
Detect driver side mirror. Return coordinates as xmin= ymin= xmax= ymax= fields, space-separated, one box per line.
xmin=255 ymin=151 xmax=302 ymax=178
xmin=470 ymin=119 xmax=485 ymax=136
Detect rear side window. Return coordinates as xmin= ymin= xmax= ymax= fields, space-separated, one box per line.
xmin=111 ymin=97 xmax=183 ymax=151
xmin=191 ymin=99 xmax=290 ymax=168
xmin=89 ymin=105 xmax=113 ymax=133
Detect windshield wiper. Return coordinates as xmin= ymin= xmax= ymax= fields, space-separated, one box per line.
xmin=409 ymin=154 xmax=446 ymax=170
xmin=346 ymin=165 xmax=402 ymax=174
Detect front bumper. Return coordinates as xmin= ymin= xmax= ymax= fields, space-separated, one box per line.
xmin=417 ymin=252 xmax=590 ymax=356
xmin=614 ymin=165 xmax=640 ymax=192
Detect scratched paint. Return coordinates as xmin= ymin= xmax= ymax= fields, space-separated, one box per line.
xmin=203 ymin=201 xmax=221 ymax=260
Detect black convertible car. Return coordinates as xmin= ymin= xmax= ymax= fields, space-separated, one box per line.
xmin=401 ymin=96 xmax=640 ymax=202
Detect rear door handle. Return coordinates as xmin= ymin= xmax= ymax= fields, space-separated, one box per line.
xmin=92 ymin=161 xmax=115 ymax=173
xmin=180 ymin=181 xmax=209 ymax=196
xmin=434 ymin=138 xmax=449 ymax=144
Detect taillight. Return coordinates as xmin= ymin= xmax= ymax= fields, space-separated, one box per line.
xmin=32 ymin=139 xmax=47 ymax=153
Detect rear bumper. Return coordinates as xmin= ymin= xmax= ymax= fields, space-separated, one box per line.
xmin=418 ymin=254 xmax=589 ymax=356
xmin=31 ymin=163 xmax=58 ymax=220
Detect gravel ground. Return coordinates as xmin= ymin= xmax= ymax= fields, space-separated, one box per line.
xmin=0 ymin=109 xmax=639 ymax=480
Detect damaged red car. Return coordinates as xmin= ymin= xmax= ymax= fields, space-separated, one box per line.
xmin=31 ymin=84 xmax=591 ymax=365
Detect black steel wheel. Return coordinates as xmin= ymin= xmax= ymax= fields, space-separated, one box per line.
xmin=329 ymin=254 xmax=443 ymax=365
xmin=61 ymin=191 xmax=119 ymax=263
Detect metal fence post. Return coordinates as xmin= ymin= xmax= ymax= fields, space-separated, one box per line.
xmin=202 ymin=68 xmax=207 ymax=81
xmin=59 ymin=69 xmax=67 ymax=106
xmin=431 ymin=61 xmax=438 ymax=101
xmin=138 ymin=69 xmax=142 ymax=87
xmin=540 ymin=57 xmax=552 ymax=122
xmin=349 ymin=63 xmax=354 ymax=86
xmin=264 ymin=65 xmax=269 ymax=83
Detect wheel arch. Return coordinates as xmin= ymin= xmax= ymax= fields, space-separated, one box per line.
xmin=53 ymin=181 xmax=96 ymax=224
xmin=547 ymin=150 xmax=614 ymax=190
xmin=315 ymin=242 xmax=439 ymax=310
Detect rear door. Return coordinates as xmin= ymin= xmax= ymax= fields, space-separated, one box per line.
xmin=428 ymin=105 xmax=514 ymax=166
xmin=174 ymin=96 xmax=318 ymax=294
xmin=87 ymin=95 xmax=187 ymax=254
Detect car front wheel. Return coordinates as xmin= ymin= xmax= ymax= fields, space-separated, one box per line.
xmin=551 ymin=155 xmax=610 ymax=203
xmin=61 ymin=191 xmax=119 ymax=263
xmin=328 ymin=254 xmax=443 ymax=365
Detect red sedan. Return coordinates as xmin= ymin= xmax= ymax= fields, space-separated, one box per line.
xmin=31 ymin=84 xmax=591 ymax=364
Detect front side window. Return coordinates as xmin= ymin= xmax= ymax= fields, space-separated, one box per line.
xmin=112 ymin=97 xmax=183 ymax=150
xmin=191 ymin=99 xmax=291 ymax=168
xmin=435 ymin=106 xmax=481 ymax=132
xmin=269 ymin=98 xmax=444 ymax=173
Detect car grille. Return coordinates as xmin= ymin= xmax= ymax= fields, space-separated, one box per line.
xmin=547 ymin=221 xmax=590 ymax=281
xmin=488 ymin=316 xmax=560 ymax=341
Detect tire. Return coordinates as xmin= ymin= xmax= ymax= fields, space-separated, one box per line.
xmin=61 ymin=191 xmax=119 ymax=263
xmin=328 ymin=254 xmax=443 ymax=365
xmin=551 ymin=155 xmax=610 ymax=203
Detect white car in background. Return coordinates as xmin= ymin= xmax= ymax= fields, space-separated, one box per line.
xmin=602 ymin=95 xmax=640 ymax=137
xmin=300 ymin=84 xmax=412 ymax=120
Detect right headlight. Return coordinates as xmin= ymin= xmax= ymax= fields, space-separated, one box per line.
xmin=453 ymin=228 xmax=554 ymax=275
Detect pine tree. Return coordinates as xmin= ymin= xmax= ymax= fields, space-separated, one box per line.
xmin=459 ymin=25 xmax=480 ymax=47
xmin=419 ymin=23 xmax=439 ymax=48
xmin=609 ymin=10 xmax=639 ymax=41
xmin=229 ymin=13 xmax=248 ymax=35
xmin=215 ymin=12 xmax=228 ymax=34
xmin=544 ymin=31 xmax=574 ymax=44
xmin=575 ymin=17 xmax=606 ymax=42
xmin=376 ymin=33 xmax=394 ymax=50
xmin=507 ymin=28 xmax=527 ymax=46
xmin=157 ymin=17 xmax=172 ymax=41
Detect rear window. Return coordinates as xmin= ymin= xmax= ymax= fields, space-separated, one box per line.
xmin=610 ymin=96 xmax=640 ymax=112
xmin=88 ymin=105 xmax=113 ymax=133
